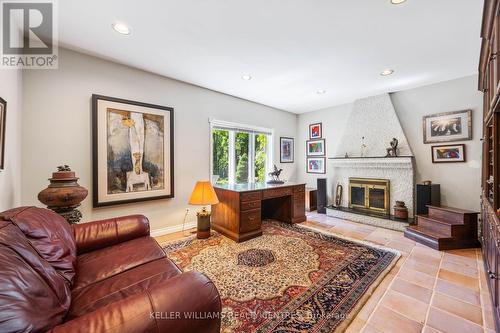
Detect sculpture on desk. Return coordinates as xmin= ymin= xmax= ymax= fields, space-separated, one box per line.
xmin=385 ymin=137 xmax=399 ymax=157
xmin=267 ymin=165 xmax=285 ymax=184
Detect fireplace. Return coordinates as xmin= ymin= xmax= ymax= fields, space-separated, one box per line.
xmin=348 ymin=178 xmax=390 ymax=214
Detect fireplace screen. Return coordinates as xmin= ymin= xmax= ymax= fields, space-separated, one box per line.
xmin=348 ymin=178 xmax=390 ymax=214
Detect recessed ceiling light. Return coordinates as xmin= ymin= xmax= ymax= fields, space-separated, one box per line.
xmin=241 ymin=74 xmax=252 ymax=81
xmin=112 ymin=22 xmax=131 ymax=35
xmin=316 ymin=90 xmax=327 ymax=94
xmin=380 ymin=69 xmax=395 ymax=76
xmin=391 ymin=0 xmax=407 ymax=4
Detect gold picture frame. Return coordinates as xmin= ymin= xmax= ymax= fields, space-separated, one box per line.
xmin=422 ymin=110 xmax=472 ymax=144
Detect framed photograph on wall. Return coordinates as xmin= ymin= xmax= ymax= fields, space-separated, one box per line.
xmin=307 ymin=157 xmax=326 ymax=174
xmin=92 ymin=94 xmax=174 ymax=207
xmin=309 ymin=122 xmax=322 ymax=139
xmin=0 ymin=97 xmax=6 ymax=170
xmin=280 ymin=137 xmax=294 ymax=163
xmin=423 ymin=110 xmax=472 ymax=144
xmin=431 ymin=144 xmax=466 ymax=163
xmin=306 ymin=139 xmax=325 ymax=156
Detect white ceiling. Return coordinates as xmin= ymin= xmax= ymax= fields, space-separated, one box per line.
xmin=58 ymin=0 xmax=483 ymax=113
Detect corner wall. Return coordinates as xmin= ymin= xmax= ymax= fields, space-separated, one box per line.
xmin=21 ymin=48 xmax=297 ymax=232
xmin=297 ymin=75 xmax=483 ymax=211
xmin=0 ymin=69 xmax=22 ymax=211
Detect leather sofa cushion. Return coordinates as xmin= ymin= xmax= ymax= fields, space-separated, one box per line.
xmin=73 ymin=236 xmax=166 ymax=291
xmin=0 ymin=220 xmax=69 ymax=332
xmin=68 ymin=257 xmax=181 ymax=318
xmin=73 ymin=215 xmax=150 ymax=255
xmin=0 ymin=207 xmax=77 ymax=285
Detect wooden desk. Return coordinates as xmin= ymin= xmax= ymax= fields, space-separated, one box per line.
xmin=211 ymin=182 xmax=307 ymax=242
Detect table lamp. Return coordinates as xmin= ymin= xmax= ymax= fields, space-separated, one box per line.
xmin=188 ymin=181 xmax=219 ymax=239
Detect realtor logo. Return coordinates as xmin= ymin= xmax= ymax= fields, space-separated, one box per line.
xmin=1 ymin=0 xmax=58 ymax=68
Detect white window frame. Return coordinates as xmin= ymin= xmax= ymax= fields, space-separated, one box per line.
xmin=209 ymin=119 xmax=274 ymax=184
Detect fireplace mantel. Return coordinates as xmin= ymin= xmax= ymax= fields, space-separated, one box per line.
xmin=329 ymin=156 xmax=414 ymax=169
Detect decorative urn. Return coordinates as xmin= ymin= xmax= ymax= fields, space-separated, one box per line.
xmin=393 ymin=201 xmax=409 ymax=219
xmin=38 ymin=165 xmax=88 ymax=224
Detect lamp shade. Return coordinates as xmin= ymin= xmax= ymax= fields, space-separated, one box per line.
xmin=188 ymin=181 xmax=219 ymax=206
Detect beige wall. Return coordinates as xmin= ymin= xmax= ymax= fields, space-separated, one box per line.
xmin=21 ymin=48 xmax=297 ymax=232
xmin=297 ymin=75 xmax=483 ymax=211
xmin=0 ymin=69 xmax=22 ymax=211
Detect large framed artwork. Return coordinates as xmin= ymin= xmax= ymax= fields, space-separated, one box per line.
xmin=0 ymin=97 xmax=5 ymax=170
xmin=309 ymin=122 xmax=322 ymax=139
xmin=92 ymin=94 xmax=174 ymax=207
xmin=423 ymin=110 xmax=472 ymax=144
xmin=306 ymin=139 xmax=325 ymax=156
xmin=307 ymin=157 xmax=326 ymax=174
xmin=431 ymin=144 xmax=466 ymax=163
xmin=280 ymin=137 xmax=294 ymax=163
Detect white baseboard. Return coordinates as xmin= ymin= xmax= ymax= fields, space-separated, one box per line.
xmin=150 ymin=221 xmax=197 ymax=237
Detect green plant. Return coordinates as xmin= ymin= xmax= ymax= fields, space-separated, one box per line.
xmin=255 ymin=134 xmax=267 ymax=182
xmin=212 ymin=130 xmax=229 ymax=183
xmin=235 ymin=153 xmax=248 ymax=183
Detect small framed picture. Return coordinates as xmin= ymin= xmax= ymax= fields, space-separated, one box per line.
xmin=307 ymin=157 xmax=326 ymax=174
xmin=306 ymin=139 xmax=325 ymax=156
xmin=309 ymin=122 xmax=322 ymax=139
xmin=431 ymin=144 xmax=466 ymax=163
xmin=280 ymin=137 xmax=294 ymax=163
xmin=0 ymin=97 xmax=5 ymax=170
xmin=423 ymin=110 xmax=472 ymax=144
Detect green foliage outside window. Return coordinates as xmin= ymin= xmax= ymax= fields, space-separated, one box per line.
xmin=212 ymin=130 xmax=229 ymax=184
xmin=235 ymin=132 xmax=249 ymax=183
xmin=235 ymin=153 xmax=249 ymax=183
xmin=255 ymin=134 xmax=267 ymax=182
xmin=212 ymin=128 xmax=268 ymax=184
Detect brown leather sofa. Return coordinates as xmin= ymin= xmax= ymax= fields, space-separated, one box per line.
xmin=0 ymin=207 xmax=221 ymax=333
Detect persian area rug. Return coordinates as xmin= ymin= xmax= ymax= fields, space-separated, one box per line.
xmin=162 ymin=221 xmax=399 ymax=333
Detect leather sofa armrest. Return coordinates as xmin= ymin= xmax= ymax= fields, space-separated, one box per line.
xmin=72 ymin=215 xmax=150 ymax=255
xmin=45 ymin=271 xmax=222 ymax=333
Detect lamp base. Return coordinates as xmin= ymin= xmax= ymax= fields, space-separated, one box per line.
xmin=197 ymin=207 xmax=211 ymax=239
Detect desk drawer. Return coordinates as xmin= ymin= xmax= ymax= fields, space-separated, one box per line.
xmin=240 ymin=191 xmax=262 ymax=202
xmin=294 ymin=192 xmax=305 ymax=202
xmin=262 ymin=187 xmax=292 ymax=199
xmin=294 ymin=185 xmax=305 ymax=193
xmin=240 ymin=209 xmax=262 ymax=233
xmin=241 ymin=200 xmax=261 ymax=211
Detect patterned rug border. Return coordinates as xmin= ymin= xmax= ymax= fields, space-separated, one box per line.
xmin=294 ymin=223 xmax=402 ymax=332
xmin=160 ymin=221 xmax=402 ymax=333
xmin=295 ymin=223 xmax=401 ymax=257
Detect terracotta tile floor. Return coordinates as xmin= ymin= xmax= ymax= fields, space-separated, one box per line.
xmin=156 ymin=212 xmax=496 ymax=333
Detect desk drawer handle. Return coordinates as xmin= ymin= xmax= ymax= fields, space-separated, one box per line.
xmin=248 ymin=216 xmax=255 ymax=221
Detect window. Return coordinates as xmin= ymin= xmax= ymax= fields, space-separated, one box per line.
xmin=210 ymin=120 xmax=273 ymax=184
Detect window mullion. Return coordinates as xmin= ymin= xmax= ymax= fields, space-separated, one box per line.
xmin=266 ymin=134 xmax=273 ymax=182
xmin=249 ymin=133 xmax=255 ymax=183
xmin=228 ymin=130 xmax=236 ymax=184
